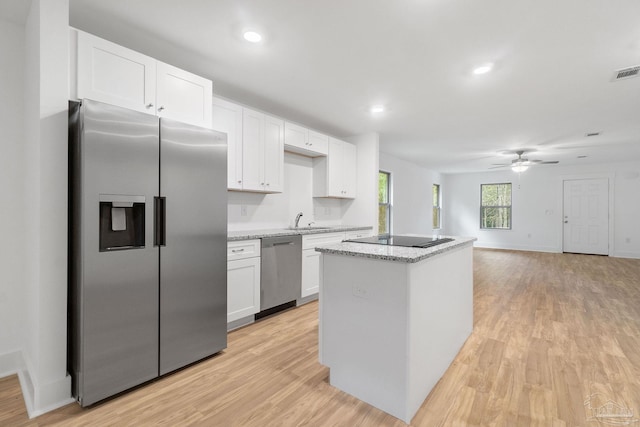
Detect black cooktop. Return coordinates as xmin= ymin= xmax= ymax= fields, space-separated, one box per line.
xmin=344 ymin=234 xmax=454 ymax=248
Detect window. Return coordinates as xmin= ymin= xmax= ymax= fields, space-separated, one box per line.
xmin=480 ymin=183 xmax=512 ymax=229
xmin=432 ymin=184 xmax=441 ymax=229
xmin=378 ymin=171 xmax=391 ymax=234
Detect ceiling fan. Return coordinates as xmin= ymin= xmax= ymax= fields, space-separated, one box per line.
xmin=490 ymin=150 xmax=559 ymax=172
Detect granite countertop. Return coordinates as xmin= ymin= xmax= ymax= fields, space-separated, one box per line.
xmin=315 ymin=236 xmax=477 ymax=263
xmin=227 ymin=225 xmax=373 ymax=241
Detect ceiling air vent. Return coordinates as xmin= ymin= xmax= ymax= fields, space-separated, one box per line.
xmin=612 ymin=65 xmax=640 ymax=81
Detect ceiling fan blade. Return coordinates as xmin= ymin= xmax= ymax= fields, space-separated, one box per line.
xmin=529 ymin=159 xmax=559 ymax=164
xmin=488 ymin=165 xmax=508 ymax=169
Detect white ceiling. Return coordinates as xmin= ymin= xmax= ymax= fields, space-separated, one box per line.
xmin=33 ymin=1 xmax=640 ymax=172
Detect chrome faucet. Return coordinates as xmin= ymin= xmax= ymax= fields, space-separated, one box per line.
xmin=294 ymin=212 xmax=303 ymax=228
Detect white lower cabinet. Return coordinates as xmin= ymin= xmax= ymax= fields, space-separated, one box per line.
xmin=301 ymin=250 xmax=322 ymax=298
xmin=227 ymin=240 xmax=261 ymax=323
xmin=301 ymin=232 xmax=346 ymax=299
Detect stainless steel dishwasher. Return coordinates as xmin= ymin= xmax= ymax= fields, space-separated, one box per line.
xmin=259 ymin=235 xmax=302 ymax=316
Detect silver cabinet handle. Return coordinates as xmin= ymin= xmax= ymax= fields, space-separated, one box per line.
xmin=158 ymin=106 xmax=165 ymax=112
xmin=238 ymin=180 xmax=242 ymax=184
xmin=146 ymin=103 xmax=154 ymax=109
xmin=231 ymin=248 xmax=245 ymax=253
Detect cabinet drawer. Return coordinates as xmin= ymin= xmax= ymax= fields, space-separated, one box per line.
xmin=227 ymin=239 xmax=260 ymax=260
xmin=302 ymin=232 xmax=345 ymax=250
xmin=344 ymin=230 xmax=374 ymax=240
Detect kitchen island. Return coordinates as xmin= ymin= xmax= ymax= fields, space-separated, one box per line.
xmin=317 ymin=236 xmax=476 ymax=424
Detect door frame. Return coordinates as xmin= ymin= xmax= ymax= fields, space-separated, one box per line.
xmin=558 ymin=173 xmax=615 ymax=255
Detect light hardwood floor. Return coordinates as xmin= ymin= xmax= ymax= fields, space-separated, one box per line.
xmin=2 ymin=249 xmax=640 ymax=426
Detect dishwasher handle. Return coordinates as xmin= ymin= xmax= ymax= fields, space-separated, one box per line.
xmin=261 ymin=235 xmax=302 ymax=249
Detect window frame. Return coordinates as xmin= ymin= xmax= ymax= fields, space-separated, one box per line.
xmin=432 ymin=183 xmax=441 ymax=230
xmin=480 ymin=183 xmax=512 ymax=230
xmin=378 ymin=170 xmax=391 ymax=234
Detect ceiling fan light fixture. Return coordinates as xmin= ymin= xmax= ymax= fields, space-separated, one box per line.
xmin=512 ymin=164 xmax=529 ymax=173
xmin=472 ymin=63 xmax=494 ymax=75
xmin=243 ymin=31 xmax=262 ymax=43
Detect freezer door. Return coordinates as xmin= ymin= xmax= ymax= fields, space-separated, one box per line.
xmin=159 ymin=119 xmax=228 ymax=375
xmin=72 ymin=99 xmax=160 ymax=406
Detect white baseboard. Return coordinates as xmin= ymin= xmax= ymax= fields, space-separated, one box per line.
xmin=0 ymin=350 xmax=73 ymax=418
xmin=474 ymin=242 xmax=562 ymax=253
xmin=0 ymin=349 xmax=25 ymax=378
xmin=612 ymin=251 xmax=640 ymax=259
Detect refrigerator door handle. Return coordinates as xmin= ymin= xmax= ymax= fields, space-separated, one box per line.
xmin=154 ymin=196 xmax=166 ymax=246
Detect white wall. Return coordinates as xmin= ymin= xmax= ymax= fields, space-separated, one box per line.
xmin=379 ymin=153 xmax=443 ymax=235
xmin=22 ymin=0 xmax=73 ymax=416
xmin=0 ymin=16 xmax=26 ymax=371
xmin=443 ymin=161 xmax=640 ymax=258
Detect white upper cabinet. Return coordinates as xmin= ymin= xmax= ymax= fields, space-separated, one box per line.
xmin=242 ymin=109 xmax=284 ymax=193
xmin=241 ymin=108 xmax=265 ymax=192
xmin=284 ymin=122 xmax=328 ymax=157
xmin=75 ymin=30 xmax=212 ymax=128
xmin=313 ymin=137 xmax=357 ymax=199
xmin=212 ymin=97 xmax=243 ymax=190
xmin=213 ymin=99 xmax=283 ymax=193
xmin=263 ymin=115 xmax=284 ymax=193
xmin=307 ymin=130 xmax=329 ymax=155
xmin=77 ymin=31 xmax=156 ymax=114
xmin=156 ymin=62 xmax=212 ymax=128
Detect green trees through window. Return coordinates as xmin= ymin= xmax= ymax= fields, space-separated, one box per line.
xmin=480 ymin=183 xmax=512 ymax=229
xmin=433 ymin=184 xmax=441 ymax=229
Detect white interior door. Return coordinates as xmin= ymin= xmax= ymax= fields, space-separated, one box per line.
xmin=563 ymin=178 xmax=609 ymax=255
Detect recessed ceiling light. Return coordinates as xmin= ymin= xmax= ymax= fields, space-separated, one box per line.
xmin=577 ymin=155 xmax=588 ymax=158
xmin=585 ymin=132 xmax=601 ymax=137
xmin=370 ymin=105 xmax=385 ymax=114
xmin=472 ymin=63 xmax=494 ymax=75
xmin=243 ymin=31 xmax=262 ymax=43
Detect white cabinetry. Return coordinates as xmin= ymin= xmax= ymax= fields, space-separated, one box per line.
xmin=74 ymin=30 xmax=212 ymax=128
xmin=227 ymin=240 xmax=261 ymax=323
xmin=344 ymin=229 xmax=374 ymax=240
xmin=301 ymin=232 xmax=348 ymax=299
xmin=242 ymin=109 xmax=284 ymax=193
xmin=212 ymin=97 xmax=243 ymax=190
xmin=156 ymin=62 xmax=212 ymax=128
xmin=212 ymin=99 xmax=283 ymax=193
xmin=284 ymin=122 xmax=328 ymax=157
xmin=313 ymin=138 xmax=357 ymax=198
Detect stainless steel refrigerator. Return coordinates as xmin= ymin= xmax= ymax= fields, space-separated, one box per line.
xmin=68 ymin=99 xmax=227 ymax=406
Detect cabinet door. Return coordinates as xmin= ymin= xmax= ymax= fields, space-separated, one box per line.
xmin=327 ymin=137 xmax=344 ymax=197
xmin=301 ymin=249 xmax=321 ymax=298
xmin=212 ymin=97 xmax=243 ymax=190
xmin=263 ymin=115 xmax=284 ymax=193
xmin=227 ymin=257 xmax=261 ymax=323
xmin=241 ymin=108 xmax=265 ymax=192
xmin=77 ymin=31 xmax=156 ymax=114
xmin=342 ymin=141 xmax=357 ymax=198
xmin=284 ymin=122 xmax=308 ymax=151
xmin=156 ymin=62 xmax=212 ymax=129
xmin=308 ymin=130 xmax=329 ymax=156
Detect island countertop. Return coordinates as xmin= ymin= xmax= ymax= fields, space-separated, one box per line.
xmin=315 ymin=235 xmax=476 ymax=263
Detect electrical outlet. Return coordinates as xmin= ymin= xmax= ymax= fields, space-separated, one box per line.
xmin=352 ymin=285 xmax=368 ymax=299
xmin=240 ymin=205 xmax=247 ymax=216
